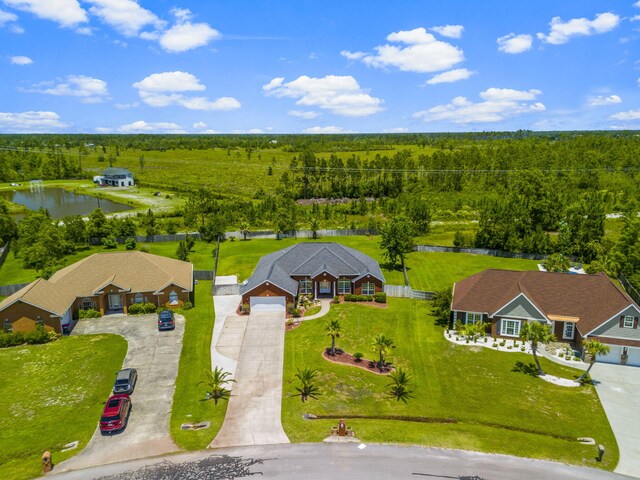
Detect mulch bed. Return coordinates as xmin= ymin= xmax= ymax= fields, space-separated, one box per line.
xmin=285 ymin=321 xmax=302 ymax=332
xmin=322 ymin=349 xmax=393 ymax=375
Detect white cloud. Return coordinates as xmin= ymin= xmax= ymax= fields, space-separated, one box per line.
xmin=193 ymin=121 xmax=208 ymax=129
xmin=342 ymin=27 xmax=464 ymax=73
xmin=631 ymin=15 xmax=640 ymax=22
xmin=610 ymin=109 xmax=640 ymax=121
xmin=383 ymin=127 xmax=409 ymax=133
xmin=587 ymin=94 xmax=622 ymax=107
xmin=118 ymin=120 xmax=186 ymax=133
xmin=263 ymin=75 xmax=383 ymax=117
xmin=635 ymin=1 xmax=640 ymax=7
xmin=413 ymin=87 xmax=545 ymax=124
xmin=497 ymin=33 xmax=533 ymax=54
xmin=288 ymin=110 xmax=320 ymax=119
xmin=0 ymin=110 xmax=69 ymax=132
xmin=0 ymin=8 xmax=17 ymax=24
xmin=23 ymin=75 xmax=108 ymax=102
xmin=537 ymin=12 xmax=620 ymax=45
xmin=133 ymin=71 xmax=240 ymax=111
xmin=85 ymin=0 xmax=164 ymax=37
xmin=10 ymin=55 xmax=32 ymax=65
xmin=430 ymin=25 xmax=464 ymax=39
xmin=4 ymin=0 xmax=87 ymax=27
xmin=304 ymin=126 xmax=350 ymax=134
xmin=426 ymin=68 xmax=475 ymax=85
xmin=158 ymin=9 xmax=220 ymax=52
xmin=233 ymin=128 xmax=264 ymax=134
xmin=114 ymin=101 xmax=139 ymax=109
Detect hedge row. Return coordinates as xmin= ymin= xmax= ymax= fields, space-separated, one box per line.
xmin=0 ymin=328 xmax=59 ymax=348
xmin=343 ymin=292 xmax=387 ymax=304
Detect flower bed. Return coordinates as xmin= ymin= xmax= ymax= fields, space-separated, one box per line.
xmin=322 ymin=349 xmax=392 ymax=375
xmin=444 ymin=330 xmax=534 ymax=354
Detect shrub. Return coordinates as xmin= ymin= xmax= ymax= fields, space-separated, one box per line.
xmin=181 ymin=301 xmax=193 ymax=310
xmin=507 ymin=345 xmax=513 ymax=349
xmin=353 ymin=352 xmax=364 ymax=362
xmin=241 ymin=303 xmax=249 ymax=314
xmin=139 ymin=244 xmax=150 ymax=253
xmin=521 ymin=346 xmax=526 ymax=352
xmin=128 ymin=302 xmax=157 ymax=315
xmin=79 ymin=308 xmax=101 ymax=319
xmin=344 ymin=294 xmax=374 ymax=302
xmin=0 ymin=327 xmax=58 ymax=348
xmin=332 ymin=296 xmax=340 ymax=304
xmin=102 ymin=236 xmax=118 ymax=249
xmin=124 ymin=237 xmax=137 ymax=250
xmin=374 ymin=292 xmax=387 ymax=304
xmin=499 ymin=340 xmax=506 ymax=347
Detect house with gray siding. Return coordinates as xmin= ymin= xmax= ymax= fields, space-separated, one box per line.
xmin=451 ymin=269 xmax=640 ymax=367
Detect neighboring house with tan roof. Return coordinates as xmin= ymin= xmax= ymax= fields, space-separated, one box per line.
xmin=0 ymin=251 xmax=193 ymax=334
xmin=451 ymin=269 xmax=640 ymax=367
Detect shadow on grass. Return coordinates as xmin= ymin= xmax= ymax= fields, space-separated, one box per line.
xmin=512 ymin=361 xmax=539 ymax=377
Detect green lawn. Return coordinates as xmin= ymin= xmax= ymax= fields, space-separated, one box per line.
xmin=0 ymin=335 xmax=127 ymax=480
xmin=170 ymin=281 xmax=227 ymax=450
xmin=282 ymin=300 xmax=618 ymax=470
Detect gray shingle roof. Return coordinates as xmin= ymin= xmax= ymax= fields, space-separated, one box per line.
xmin=240 ymin=242 xmax=385 ymax=296
xmin=102 ymin=167 xmax=133 ymax=176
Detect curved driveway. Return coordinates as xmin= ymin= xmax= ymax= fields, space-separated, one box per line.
xmin=56 ymin=314 xmax=184 ymax=472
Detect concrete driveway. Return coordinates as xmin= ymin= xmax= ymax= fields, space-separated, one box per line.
xmin=56 ymin=313 xmax=184 ymax=472
xmin=209 ymin=310 xmax=290 ymax=448
xmin=591 ymin=363 xmax=640 ymax=478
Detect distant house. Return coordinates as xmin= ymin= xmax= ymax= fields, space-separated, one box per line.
xmin=0 ymin=252 xmax=193 ymax=334
xmin=240 ymin=242 xmax=385 ymax=312
xmin=451 ymin=269 xmax=640 ymax=366
xmin=94 ymin=167 xmax=134 ymax=187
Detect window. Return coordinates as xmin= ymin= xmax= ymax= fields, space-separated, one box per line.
xmin=3 ymin=319 xmax=12 ymax=333
xmin=299 ymin=279 xmax=312 ymax=295
xmin=80 ymin=297 xmax=95 ymax=310
xmin=169 ymin=291 xmax=179 ymax=304
xmin=134 ymin=293 xmax=144 ymax=304
xmin=563 ymin=322 xmax=574 ymax=339
xmin=466 ymin=312 xmax=483 ymax=324
xmin=338 ymin=279 xmax=351 ymax=294
xmin=362 ymin=282 xmax=375 ymax=295
xmin=500 ymin=319 xmax=521 ymax=337
xmin=623 ymin=316 xmax=634 ymax=328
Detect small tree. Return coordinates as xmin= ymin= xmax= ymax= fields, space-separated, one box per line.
xmin=124 ymin=237 xmax=136 ymax=250
xmin=371 ymin=334 xmax=396 ymax=368
xmin=379 ymin=215 xmax=415 ymax=272
xmin=310 ymin=217 xmax=320 ymax=240
xmin=431 ymin=288 xmax=452 ymax=327
xmin=519 ymin=322 xmax=556 ymax=375
xmin=577 ymin=340 xmax=610 ymax=383
xmin=543 ymin=253 xmax=571 ymax=273
xmin=294 ymin=367 xmax=321 ymax=402
xmin=387 ymin=368 xmax=413 ymax=403
xmin=199 ymin=367 xmax=235 ymax=405
xmin=240 ymin=220 xmax=250 ymax=241
xmin=176 ymin=240 xmax=189 ymax=261
xmin=325 ymin=319 xmax=342 ymax=356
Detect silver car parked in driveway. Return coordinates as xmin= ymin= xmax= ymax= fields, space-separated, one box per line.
xmin=113 ymin=368 xmax=138 ymax=395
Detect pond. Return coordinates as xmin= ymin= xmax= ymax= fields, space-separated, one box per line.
xmin=0 ymin=188 xmax=133 ymax=218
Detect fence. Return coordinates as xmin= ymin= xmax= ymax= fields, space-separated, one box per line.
xmin=89 ymin=232 xmax=201 ymax=245
xmin=194 ymin=270 xmax=214 ymax=281
xmin=225 ymin=228 xmax=375 ymax=241
xmin=384 ymin=285 xmax=435 ymax=301
xmin=0 ymin=282 xmax=30 ymax=297
xmin=619 ymin=274 xmax=640 ymax=306
xmin=0 ymin=242 xmax=10 ymax=270
xmin=414 ymin=244 xmax=552 ymax=261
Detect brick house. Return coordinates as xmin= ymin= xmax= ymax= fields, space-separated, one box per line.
xmin=451 ymin=269 xmax=640 ymax=366
xmin=240 ymin=242 xmax=385 ymax=312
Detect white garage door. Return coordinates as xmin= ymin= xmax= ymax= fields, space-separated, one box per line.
xmin=626 ymin=347 xmax=640 ymax=367
xmin=597 ymin=345 xmax=622 ymax=365
xmin=250 ymin=296 xmax=286 ymax=312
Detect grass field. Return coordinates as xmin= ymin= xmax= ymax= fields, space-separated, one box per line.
xmin=282 ymin=300 xmax=618 ymax=470
xmin=170 ymin=281 xmax=227 ymax=450
xmin=0 ymin=335 xmax=127 ymax=480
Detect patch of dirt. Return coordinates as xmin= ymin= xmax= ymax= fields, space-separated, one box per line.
xmin=322 ymin=349 xmax=392 ymax=375
xmin=285 ymin=321 xmax=301 ymax=332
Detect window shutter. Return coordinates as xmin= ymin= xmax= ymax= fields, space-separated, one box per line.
xmin=619 ymin=316 xmax=625 ymax=328
xmin=634 ymin=317 xmax=639 ymax=329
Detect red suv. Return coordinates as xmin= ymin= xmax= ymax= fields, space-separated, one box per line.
xmin=99 ymin=394 xmax=131 ymax=433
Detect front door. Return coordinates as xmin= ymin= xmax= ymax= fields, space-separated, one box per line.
xmin=108 ymin=294 xmax=123 ymax=310
xmin=319 ymin=281 xmax=331 ymax=295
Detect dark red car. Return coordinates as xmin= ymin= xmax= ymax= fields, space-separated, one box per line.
xmin=99 ymin=394 xmax=131 ymax=433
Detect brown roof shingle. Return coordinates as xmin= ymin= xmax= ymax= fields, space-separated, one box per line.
xmin=0 ymin=278 xmax=76 ymax=316
xmin=452 ymin=269 xmax=637 ymax=336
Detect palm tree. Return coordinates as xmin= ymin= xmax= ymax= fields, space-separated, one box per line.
xmin=240 ymin=220 xmax=250 ymax=241
xmin=199 ymin=366 xmax=235 ymax=405
xmin=387 ymin=368 xmax=413 ymax=403
xmin=372 ymin=334 xmax=396 ymax=368
xmin=519 ymin=321 xmax=556 ymax=376
xmin=310 ymin=217 xmax=320 ymax=240
xmin=294 ymin=367 xmax=321 ymax=402
xmin=325 ymin=319 xmax=342 ymax=355
xmin=577 ymin=340 xmax=610 ymax=383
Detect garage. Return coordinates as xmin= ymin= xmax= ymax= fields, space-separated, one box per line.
xmin=597 ymin=345 xmax=640 ymax=367
xmin=626 ymin=346 xmax=640 ymax=367
xmin=250 ymin=296 xmax=286 ymax=312
xmin=597 ymin=345 xmax=622 ymax=365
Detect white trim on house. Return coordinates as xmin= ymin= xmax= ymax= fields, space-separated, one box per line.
xmin=563 ymin=322 xmax=575 ymax=340
xmin=492 ymin=293 xmax=549 ymax=322
xmin=586 ymin=334 xmax=640 ymax=343
xmin=500 ymin=318 xmax=522 ymax=337
xmin=361 ymin=282 xmax=376 ymax=295
xmin=353 ymin=272 xmax=385 ymax=283
xmin=466 ymin=312 xmax=483 ymax=324
xmin=623 ymin=316 xmax=635 ymax=328
xmin=583 ymin=305 xmax=640 ymax=336
xmin=243 ymin=279 xmax=297 ymax=297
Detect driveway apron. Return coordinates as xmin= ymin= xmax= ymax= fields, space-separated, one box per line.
xmin=209 ymin=310 xmax=290 ymax=448
xmin=56 ymin=314 xmax=183 ymax=472
xmin=591 ymin=363 xmax=640 ymax=478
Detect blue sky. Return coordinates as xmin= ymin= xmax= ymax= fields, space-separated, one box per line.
xmin=1 ymin=0 xmax=640 ymax=134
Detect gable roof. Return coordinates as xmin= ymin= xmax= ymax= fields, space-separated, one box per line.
xmin=102 ymin=167 xmax=132 ymax=176
xmin=48 ymin=251 xmax=193 ymax=297
xmin=452 ymin=269 xmax=638 ymax=336
xmin=241 ymin=242 xmax=384 ymax=295
xmin=0 ymin=278 xmax=76 ymax=317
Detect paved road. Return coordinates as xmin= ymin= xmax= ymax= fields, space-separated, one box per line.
xmin=47 ymin=443 xmax=633 ymax=480
xmin=209 ymin=310 xmax=290 ymax=448
xmin=592 ymin=363 xmax=640 ymax=477
xmin=56 ymin=314 xmax=184 ymax=472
